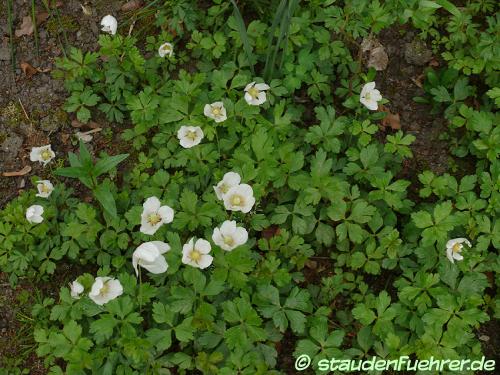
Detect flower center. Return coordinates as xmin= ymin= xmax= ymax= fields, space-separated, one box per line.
xmin=452 ymin=243 xmax=462 ymax=253
xmin=248 ymin=87 xmax=259 ymax=99
xmin=190 ymin=250 xmax=202 ymax=262
xmin=40 ymin=184 xmax=50 ymax=193
xmin=220 ymin=183 xmax=229 ymax=194
xmin=41 ymin=150 xmax=52 ymax=160
xmin=100 ymin=283 xmax=109 ymax=296
xmin=186 ymin=130 xmax=197 ymax=141
xmin=223 ymin=236 xmax=235 ymax=246
xmin=162 ymin=45 xmax=171 ymax=52
xmin=231 ymin=195 xmax=242 ymax=206
xmin=212 ymin=107 xmax=221 ymax=116
xmin=147 ymin=213 xmax=162 ymax=225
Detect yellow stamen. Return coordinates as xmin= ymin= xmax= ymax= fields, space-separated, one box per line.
xmin=147 ymin=213 xmax=162 ymax=225
xmin=248 ymin=87 xmax=259 ymax=99
xmin=41 ymin=150 xmax=52 ymax=160
xmin=212 ymin=107 xmax=221 ymax=116
xmin=40 ymin=184 xmax=50 ymax=193
xmin=231 ymin=195 xmax=242 ymax=206
xmin=452 ymin=243 xmax=461 ymax=253
xmin=186 ymin=130 xmax=197 ymax=141
xmin=190 ymin=250 xmax=201 ymax=262
xmin=223 ymin=236 xmax=234 ymax=246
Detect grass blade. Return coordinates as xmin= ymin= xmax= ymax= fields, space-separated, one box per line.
xmin=31 ymin=0 xmax=40 ymax=57
xmin=230 ymin=0 xmax=255 ymax=76
xmin=7 ymin=0 xmax=16 ymax=72
xmin=263 ymin=0 xmax=287 ymax=80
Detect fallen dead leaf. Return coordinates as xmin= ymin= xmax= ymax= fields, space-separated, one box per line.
xmin=379 ymin=105 xmax=401 ymax=130
xmin=20 ymin=62 xmax=38 ymax=78
xmin=121 ymin=0 xmax=143 ymax=12
xmin=305 ymin=260 xmax=318 ymax=270
xmin=361 ymin=37 xmax=388 ymax=71
xmin=15 ymin=16 xmax=34 ymax=37
xmin=2 ymin=165 xmax=32 ymax=177
xmin=36 ymin=12 xmax=49 ymax=25
xmin=71 ymin=119 xmax=84 ymax=128
xmin=411 ymin=73 xmax=425 ymax=88
xmin=429 ymin=58 xmax=439 ymax=67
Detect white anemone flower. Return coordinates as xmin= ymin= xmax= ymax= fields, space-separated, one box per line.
xmin=133 ymin=241 xmax=170 ymax=276
xmin=203 ymin=102 xmax=227 ymax=122
xmin=214 ymin=172 xmax=241 ymax=200
xmin=70 ymin=280 xmax=84 ymax=299
xmin=100 ymin=15 xmax=118 ymax=35
xmin=30 ymin=145 xmax=55 ymax=166
xmin=244 ymin=81 xmax=270 ymax=106
xmin=36 ymin=180 xmax=54 ymax=198
xmin=212 ymin=220 xmax=248 ymax=251
xmin=140 ymin=196 xmax=174 ymax=235
xmin=446 ymin=238 xmax=472 ymax=263
xmin=360 ymin=82 xmax=382 ymax=111
xmin=182 ymin=238 xmax=213 ymax=269
xmin=89 ymin=277 xmax=123 ymax=305
xmin=223 ymin=184 xmax=255 ymax=213
xmin=177 ymin=126 xmax=204 ymax=148
xmin=26 ymin=205 xmax=44 ymax=224
xmin=158 ymin=42 xmax=174 ymax=57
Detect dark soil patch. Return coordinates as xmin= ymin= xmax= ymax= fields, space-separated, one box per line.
xmin=376 ymin=26 xmax=449 ymax=180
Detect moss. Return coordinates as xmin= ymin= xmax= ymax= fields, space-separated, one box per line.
xmin=0 ymin=131 xmax=7 ymax=144
xmin=46 ymin=15 xmax=79 ymax=36
xmin=0 ymin=102 xmax=24 ymax=127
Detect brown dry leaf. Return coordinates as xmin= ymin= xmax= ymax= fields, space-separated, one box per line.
xmin=121 ymin=0 xmax=143 ymax=12
xmin=305 ymin=260 xmax=318 ymax=270
xmin=2 ymin=165 xmax=32 ymax=177
xmin=20 ymin=62 xmax=38 ymax=78
xmin=361 ymin=37 xmax=389 ymax=71
xmin=429 ymin=58 xmax=439 ymax=67
xmin=71 ymin=119 xmax=84 ymax=128
xmin=61 ymin=133 xmax=70 ymax=144
xmin=379 ymin=105 xmax=401 ymax=130
xmin=36 ymin=12 xmax=49 ymax=25
xmin=15 ymin=16 xmax=34 ymax=37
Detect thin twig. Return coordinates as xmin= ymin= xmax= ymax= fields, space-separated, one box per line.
xmin=18 ymin=98 xmax=33 ymax=125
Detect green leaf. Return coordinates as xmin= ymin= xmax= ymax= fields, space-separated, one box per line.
xmin=94 ymin=184 xmax=117 ymax=218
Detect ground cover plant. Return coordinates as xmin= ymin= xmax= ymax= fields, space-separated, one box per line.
xmin=0 ymin=0 xmax=499 ymax=374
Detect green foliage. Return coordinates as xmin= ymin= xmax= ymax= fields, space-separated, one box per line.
xmin=1 ymin=0 xmax=498 ymax=374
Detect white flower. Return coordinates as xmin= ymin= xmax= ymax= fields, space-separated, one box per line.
xmin=214 ymin=172 xmax=241 ymax=200
xmin=204 ymin=102 xmax=227 ymax=123
xmin=30 ymin=145 xmax=55 ymax=166
xmin=360 ymin=82 xmax=382 ymax=111
xmin=182 ymin=238 xmax=213 ymax=269
xmin=158 ymin=42 xmax=173 ymax=57
xmin=100 ymin=15 xmax=118 ymax=35
xmin=89 ymin=277 xmax=123 ymax=305
xmin=36 ymin=180 xmax=54 ymax=198
xmin=223 ymin=184 xmax=255 ymax=213
xmin=140 ymin=196 xmax=174 ymax=235
xmin=133 ymin=241 xmax=170 ymax=276
xmin=26 ymin=205 xmax=44 ymax=224
xmin=70 ymin=280 xmax=84 ymax=299
xmin=446 ymin=238 xmax=472 ymax=263
xmin=244 ymin=81 xmax=270 ymax=106
xmin=177 ymin=126 xmax=204 ymax=148
xmin=212 ymin=220 xmax=248 ymax=251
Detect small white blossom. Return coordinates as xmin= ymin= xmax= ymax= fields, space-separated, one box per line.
xmin=100 ymin=15 xmax=118 ymax=35
xmin=204 ymin=102 xmax=227 ymax=123
xmin=36 ymin=180 xmax=54 ymax=198
xmin=223 ymin=184 xmax=255 ymax=213
xmin=89 ymin=277 xmax=123 ymax=305
xmin=133 ymin=241 xmax=170 ymax=276
xmin=244 ymin=81 xmax=270 ymax=106
xmin=212 ymin=220 xmax=248 ymax=251
xmin=158 ymin=42 xmax=173 ymax=57
xmin=30 ymin=145 xmax=55 ymax=166
xmin=140 ymin=196 xmax=174 ymax=235
xmin=182 ymin=238 xmax=213 ymax=269
xmin=177 ymin=126 xmax=204 ymax=148
xmin=446 ymin=238 xmax=472 ymax=263
xmin=214 ymin=172 xmax=241 ymax=200
xmin=70 ymin=280 xmax=84 ymax=299
xmin=360 ymin=82 xmax=382 ymax=111
xmin=26 ymin=205 xmax=44 ymax=224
